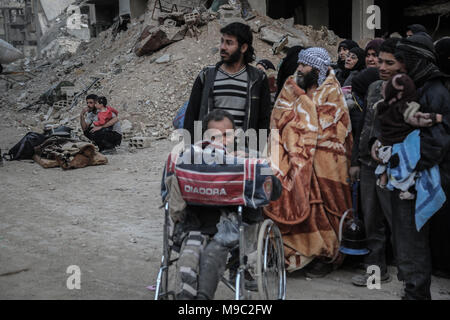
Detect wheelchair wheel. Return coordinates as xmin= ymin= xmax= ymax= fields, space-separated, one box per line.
xmin=256 ymin=219 xmax=286 ymax=300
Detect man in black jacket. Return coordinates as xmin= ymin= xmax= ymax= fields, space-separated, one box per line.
xmin=183 ymin=22 xmax=271 ymax=152
xmin=369 ymin=34 xmax=450 ymax=299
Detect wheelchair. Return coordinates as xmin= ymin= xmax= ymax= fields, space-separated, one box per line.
xmin=154 ymin=203 xmax=286 ymax=300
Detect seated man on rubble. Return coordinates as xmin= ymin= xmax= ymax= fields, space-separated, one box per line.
xmin=162 ymin=109 xmax=282 ymax=300
xmin=80 ymin=94 xmax=122 ymax=154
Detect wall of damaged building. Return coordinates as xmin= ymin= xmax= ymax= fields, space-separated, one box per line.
xmin=0 ymin=0 xmax=38 ymax=57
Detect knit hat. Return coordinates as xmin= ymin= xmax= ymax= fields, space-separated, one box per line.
xmin=257 ymin=59 xmax=276 ymax=71
xmin=395 ymin=34 xmax=440 ymax=87
xmin=298 ymin=47 xmax=331 ymax=87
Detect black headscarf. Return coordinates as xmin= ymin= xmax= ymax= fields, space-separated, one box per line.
xmin=395 ymin=33 xmax=442 ymax=88
xmin=406 ymin=24 xmax=428 ymax=36
xmin=351 ymin=67 xmax=380 ymax=98
xmin=435 ymin=37 xmax=450 ymax=75
xmin=276 ymin=46 xmax=304 ymax=98
xmin=337 ymin=39 xmax=360 ymax=70
xmin=257 ymin=59 xmax=276 ymax=71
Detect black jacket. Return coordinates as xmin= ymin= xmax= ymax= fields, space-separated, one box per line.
xmin=183 ymin=62 xmax=272 ymax=149
xmin=414 ymin=77 xmax=450 ymax=193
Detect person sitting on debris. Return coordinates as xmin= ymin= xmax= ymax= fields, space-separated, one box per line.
xmin=80 ymin=94 xmax=122 ymax=154
xmin=264 ymin=47 xmax=352 ymax=277
xmin=163 ymin=109 xmax=282 ymax=300
xmin=183 ymin=22 xmax=271 ymax=152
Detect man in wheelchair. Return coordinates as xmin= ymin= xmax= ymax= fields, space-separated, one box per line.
xmin=161 ymin=110 xmax=282 ymax=300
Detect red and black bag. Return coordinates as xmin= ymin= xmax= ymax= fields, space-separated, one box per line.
xmin=163 ymin=142 xmax=274 ymax=208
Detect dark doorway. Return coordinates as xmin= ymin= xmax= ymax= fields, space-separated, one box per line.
xmin=329 ymin=0 xmax=353 ymax=39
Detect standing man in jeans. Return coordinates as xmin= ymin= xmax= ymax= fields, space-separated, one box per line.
xmin=351 ymin=38 xmax=403 ymax=287
xmin=183 ymin=22 xmax=271 ymax=152
xmin=369 ymin=34 xmax=450 ymax=299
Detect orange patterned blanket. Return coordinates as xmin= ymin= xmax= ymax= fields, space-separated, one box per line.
xmin=264 ymin=73 xmax=353 ymax=272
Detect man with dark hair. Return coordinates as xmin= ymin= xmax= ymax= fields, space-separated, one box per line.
xmin=374 ymin=34 xmax=450 ymax=299
xmin=165 ymin=109 xmax=282 ymax=300
xmin=80 ymin=94 xmax=122 ymax=154
xmin=351 ymin=37 xmax=403 ymax=288
xmin=183 ymin=22 xmax=271 ymax=151
xmin=265 ymin=47 xmax=353 ymax=277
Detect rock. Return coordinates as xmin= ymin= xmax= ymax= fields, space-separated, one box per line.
xmin=121 ymin=119 xmax=133 ymax=132
xmin=259 ymin=27 xmax=285 ymax=44
xmin=156 ymin=54 xmax=171 ymax=64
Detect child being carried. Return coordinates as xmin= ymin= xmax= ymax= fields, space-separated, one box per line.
xmin=375 ymin=73 xmax=421 ymax=200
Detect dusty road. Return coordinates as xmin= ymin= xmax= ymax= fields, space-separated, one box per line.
xmin=1 ymin=121 xmax=449 ymax=300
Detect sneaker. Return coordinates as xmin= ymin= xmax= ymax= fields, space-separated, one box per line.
xmin=351 ymin=272 xmax=392 ymax=287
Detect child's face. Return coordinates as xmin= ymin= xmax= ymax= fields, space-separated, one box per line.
xmin=95 ymin=102 xmax=103 ymax=110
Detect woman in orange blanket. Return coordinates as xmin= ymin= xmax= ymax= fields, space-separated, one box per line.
xmin=264 ymin=47 xmax=353 ymax=277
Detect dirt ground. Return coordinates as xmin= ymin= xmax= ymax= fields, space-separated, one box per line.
xmin=1 ymin=120 xmax=449 ymax=300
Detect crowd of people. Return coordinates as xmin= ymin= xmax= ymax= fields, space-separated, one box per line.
xmin=165 ymin=21 xmax=450 ymax=300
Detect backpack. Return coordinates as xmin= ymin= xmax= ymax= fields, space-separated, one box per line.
xmin=173 ymin=101 xmax=188 ymax=130
xmin=4 ymin=132 xmax=47 ymax=161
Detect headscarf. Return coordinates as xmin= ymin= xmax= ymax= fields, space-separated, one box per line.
xmin=348 ymin=47 xmax=366 ymax=71
xmin=276 ymin=46 xmax=304 ymax=98
xmin=337 ymin=39 xmax=360 ymax=70
xmin=297 ymin=47 xmax=332 ymax=87
xmin=351 ymin=67 xmax=380 ymax=98
xmin=365 ymin=38 xmax=384 ymax=56
xmin=395 ymin=34 xmax=441 ymax=88
xmin=406 ymin=24 xmax=428 ymax=36
xmin=257 ymin=59 xmax=276 ymax=71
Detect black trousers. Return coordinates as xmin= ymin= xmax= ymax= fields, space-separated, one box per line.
xmin=360 ymin=164 xmax=393 ymax=275
xmin=391 ymin=190 xmax=432 ymax=300
xmin=84 ymin=128 xmax=122 ymax=151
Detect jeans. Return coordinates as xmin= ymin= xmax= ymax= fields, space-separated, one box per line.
xmin=390 ymin=190 xmax=431 ymax=300
xmin=360 ymin=165 xmax=393 ymax=275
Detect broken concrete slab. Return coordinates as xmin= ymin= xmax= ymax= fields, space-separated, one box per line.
xmin=259 ymin=27 xmax=285 ymax=44
xmin=134 ymin=25 xmax=187 ymax=57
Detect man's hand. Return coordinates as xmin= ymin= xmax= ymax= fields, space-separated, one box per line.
xmin=371 ymin=140 xmax=383 ymax=164
xmin=349 ymin=166 xmax=361 ymax=183
xmin=90 ymin=126 xmax=102 ymax=133
xmin=81 ymin=107 xmax=90 ymax=116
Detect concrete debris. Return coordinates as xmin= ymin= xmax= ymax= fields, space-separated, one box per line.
xmin=156 ymin=54 xmax=171 ymax=64
xmin=41 ymin=37 xmax=82 ymax=60
xmin=1 ymin=8 xmax=342 ymax=143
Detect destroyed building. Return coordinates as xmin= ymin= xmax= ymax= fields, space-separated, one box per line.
xmin=0 ymin=0 xmax=38 ymax=57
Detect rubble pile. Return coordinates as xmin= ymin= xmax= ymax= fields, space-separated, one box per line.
xmin=0 ymin=6 xmax=342 ymax=144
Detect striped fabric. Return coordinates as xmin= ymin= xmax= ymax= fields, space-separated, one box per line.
xmin=213 ymin=67 xmax=248 ymax=128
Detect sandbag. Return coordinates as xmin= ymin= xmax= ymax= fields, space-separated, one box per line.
xmin=0 ymin=39 xmax=24 ymax=64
